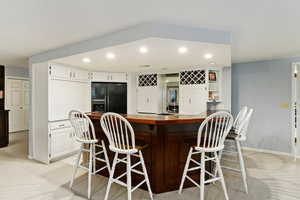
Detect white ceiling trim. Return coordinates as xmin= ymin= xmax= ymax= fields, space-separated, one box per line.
xmin=29 ymin=23 xmax=231 ymax=64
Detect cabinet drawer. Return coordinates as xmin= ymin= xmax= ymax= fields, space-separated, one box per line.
xmin=49 ymin=121 xmax=72 ymax=130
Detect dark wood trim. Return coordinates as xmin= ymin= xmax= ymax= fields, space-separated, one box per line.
xmin=87 ymin=112 xmax=211 ymax=125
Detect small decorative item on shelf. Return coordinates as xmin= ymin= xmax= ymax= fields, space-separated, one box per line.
xmin=0 ymin=90 xmax=3 ymax=99
xmin=208 ymin=71 xmax=217 ymax=81
xmin=208 ymin=91 xmax=213 ymax=100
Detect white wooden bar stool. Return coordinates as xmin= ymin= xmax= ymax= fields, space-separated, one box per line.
xmin=220 ymin=108 xmax=253 ymax=194
xmin=100 ymin=112 xmax=153 ymax=200
xmin=179 ymin=111 xmax=233 ymax=200
xmin=69 ymin=110 xmax=111 ymax=199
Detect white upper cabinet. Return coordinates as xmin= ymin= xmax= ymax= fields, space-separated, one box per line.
xmin=49 ymin=64 xmax=71 ymax=81
xmin=91 ymin=72 xmax=127 ymax=82
xmin=110 ymin=72 xmax=127 ymax=82
xmin=71 ymin=68 xmax=90 ymax=83
xmin=91 ymin=72 xmax=110 ymax=82
xmin=49 ymin=63 xmax=89 ymax=82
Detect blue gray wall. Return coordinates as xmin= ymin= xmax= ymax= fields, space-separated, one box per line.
xmin=5 ymin=66 xmax=29 ymax=78
xmin=232 ymin=57 xmax=300 ymax=153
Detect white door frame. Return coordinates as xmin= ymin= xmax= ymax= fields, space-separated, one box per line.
xmin=5 ymin=76 xmax=30 ymax=132
xmin=291 ymin=62 xmax=300 ymax=160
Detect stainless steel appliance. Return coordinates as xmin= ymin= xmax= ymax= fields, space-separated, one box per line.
xmin=92 ymin=82 xmax=127 ymax=113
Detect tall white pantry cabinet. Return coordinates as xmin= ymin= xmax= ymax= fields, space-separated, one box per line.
xmin=32 ymin=62 xmax=91 ymax=164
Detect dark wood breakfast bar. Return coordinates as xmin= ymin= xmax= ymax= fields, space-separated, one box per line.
xmin=87 ymin=112 xmax=213 ymax=194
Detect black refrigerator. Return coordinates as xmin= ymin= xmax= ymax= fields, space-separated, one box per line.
xmin=91 ymin=82 xmax=127 ymax=114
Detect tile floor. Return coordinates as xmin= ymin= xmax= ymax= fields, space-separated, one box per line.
xmin=0 ymin=131 xmax=299 ymax=200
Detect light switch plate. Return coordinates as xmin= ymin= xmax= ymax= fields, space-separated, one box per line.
xmin=279 ymin=103 xmax=289 ymax=108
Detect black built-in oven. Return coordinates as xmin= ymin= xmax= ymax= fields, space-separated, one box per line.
xmin=91 ymin=82 xmax=127 ymax=114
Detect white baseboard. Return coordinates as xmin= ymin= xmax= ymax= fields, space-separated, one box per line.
xmin=242 ymin=147 xmax=300 ymax=159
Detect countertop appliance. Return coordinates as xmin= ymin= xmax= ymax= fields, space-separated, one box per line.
xmin=92 ymin=82 xmax=127 ymax=114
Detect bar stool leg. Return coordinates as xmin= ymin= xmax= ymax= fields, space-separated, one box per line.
xmin=200 ymin=152 xmax=205 ymax=200
xmin=93 ymin=143 xmax=96 ymax=174
xmin=214 ymin=150 xmax=223 ymax=179
xmin=236 ymin=140 xmax=248 ymax=194
xmin=179 ymin=147 xmax=193 ymax=194
xmin=104 ymin=152 xmax=118 ymax=200
xmin=102 ymin=140 xmax=111 ymax=174
xmin=139 ymin=150 xmax=153 ymax=200
xmin=88 ymin=144 xmax=93 ymax=199
xmin=215 ymin=151 xmax=229 ymax=200
xmin=127 ymin=153 xmax=132 ymax=200
xmin=70 ymin=144 xmax=83 ymax=189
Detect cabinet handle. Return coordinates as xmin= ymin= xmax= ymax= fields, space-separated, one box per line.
xmin=70 ymin=72 xmax=72 ymax=78
xmin=111 ymin=75 xmax=113 ymax=80
xmin=189 ymin=98 xmax=191 ymax=104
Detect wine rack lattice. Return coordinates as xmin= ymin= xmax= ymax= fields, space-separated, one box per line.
xmin=138 ymin=74 xmax=158 ymax=87
xmin=180 ymin=70 xmax=206 ymax=85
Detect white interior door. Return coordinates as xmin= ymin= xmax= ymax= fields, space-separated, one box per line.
xmin=6 ymin=79 xmax=29 ymax=132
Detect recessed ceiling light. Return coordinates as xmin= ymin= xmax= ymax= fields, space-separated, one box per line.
xmin=178 ymin=46 xmax=188 ymax=54
xmin=209 ymin=61 xmax=216 ymax=65
xmin=82 ymin=57 xmax=91 ymax=63
xmin=139 ymin=46 xmax=148 ymax=54
xmin=204 ymin=53 xmax=213 ymax=59
xmin=106 ymin=53 xmax=115 ymax=59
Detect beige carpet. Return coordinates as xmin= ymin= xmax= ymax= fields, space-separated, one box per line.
xmin=0 ymin=132 xmax=299 ymax=200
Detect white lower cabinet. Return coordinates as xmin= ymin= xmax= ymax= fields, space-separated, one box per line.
xmin=49 ymin=121 xmax=80 ymax=160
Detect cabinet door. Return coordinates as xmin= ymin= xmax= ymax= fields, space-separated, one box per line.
xmin=110 ymin=72 xmax=127 ymax=82
xmin=49 ymin=80 xmax=91 ymax=121
xmin=137 ymin=87 xmax=161 ymax=113
xmin=50 ymin=127 xmax=74 ymax=159
xmin=179 ymin=85 xmax=207 ymax=115
xmin=71 ymin=69 xmax=90 ymax=83
xmin=49 ymin=64 xmax=71 ymax=81
xmin=91 ymin=72 xmax=110 ymax=82
xmin=148 ymin=87 xmax=161 ymax=113
xmin=137 ymin=87 xmax=147 ymax=113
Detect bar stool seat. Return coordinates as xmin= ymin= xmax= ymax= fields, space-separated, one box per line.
xmin=69 ymin=110 xmax=111 ymax=200
xmin=220 ymin=108 xmax=253 ymax=194
xmin=100 ymin=112 xmax=153 ymax=200
xmin=179 ymin=111 xmax=234 ymax=200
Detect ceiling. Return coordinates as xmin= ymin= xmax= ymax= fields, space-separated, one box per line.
xmin=53 ymin=38 xmax=231 ymax=72
xmin=1 ymin=0 xmax=300 ymax=67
